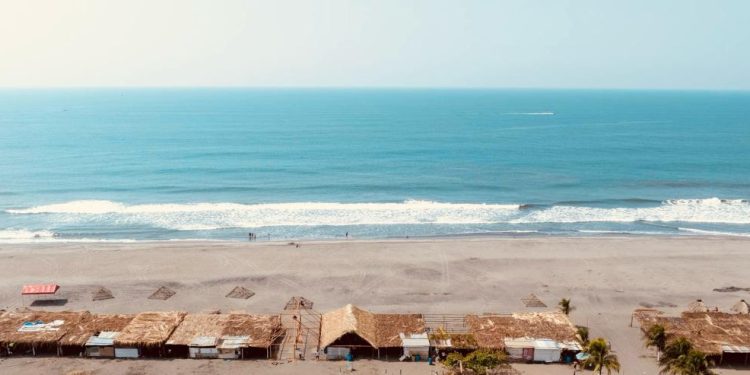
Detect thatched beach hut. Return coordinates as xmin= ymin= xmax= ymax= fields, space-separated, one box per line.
xmin=636 ymin=311 xmax=750 ymax=365
xmin=731 ymin=299 xmax=750 ymax=314
xmin=319 ymin=304 xmax=425 ymax=360
xmin=165 ymin=313 xmax=282 ymax=359
xmin=466 ymin=311 xmax=581 ymax=363
xmin=58 ymin=313 xmax=134 ymax=357
xmin=113 ymin=311 xmax=185 ymax=358
xmin=0 ymin=310 xmax=89 ymax=357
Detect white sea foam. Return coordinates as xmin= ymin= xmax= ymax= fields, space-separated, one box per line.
xmin=7 ymin=198 xmax=750 ymax=232
xmin=7 ymin=200 xmax=521 ymax=230
xmin=512 ymin=198 xmax=750 ymax=224
xmin=677 ymin=227 xmax=750 ymax=237
xmin=0 ymin=229 xmax=56 ymax=240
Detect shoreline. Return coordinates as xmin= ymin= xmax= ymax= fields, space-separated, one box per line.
xmin=3 ymin=231 xmax=750 ymax=247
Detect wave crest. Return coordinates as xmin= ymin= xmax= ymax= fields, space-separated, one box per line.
xmin=7 ymin=200 xmax=521 ymax=230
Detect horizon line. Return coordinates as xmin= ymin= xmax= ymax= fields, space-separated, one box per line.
xmin=0 ymin=85 xmax=749 ymax=92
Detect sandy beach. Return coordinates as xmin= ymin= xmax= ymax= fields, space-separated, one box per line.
xmin=1 ymin=236 xmax=750 ymax=374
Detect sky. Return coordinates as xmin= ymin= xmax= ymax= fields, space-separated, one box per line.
xmin=1 ymin=0 xmax=749 ymax=89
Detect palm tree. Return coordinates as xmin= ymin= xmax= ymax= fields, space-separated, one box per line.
xmin=584 ymin=338 xmax=621 ymax=375
xmin=659 ymin=337 xmax=693 ymax=372
xmin=576 ymin=325 xmax=590 ymax=346
xmin=659 ymin=338 xmax=715 ymax=375
xmin=559 ymin=298 xmax=573 ymax=315
xmin=644 ymin=324 xmax=667 ymax=360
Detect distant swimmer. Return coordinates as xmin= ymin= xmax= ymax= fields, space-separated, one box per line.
xmin=345 ymin=232 xmax=349 ymax=239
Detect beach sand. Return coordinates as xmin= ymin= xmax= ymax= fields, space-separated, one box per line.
xmin=1 ymin=236 xmax=750 ymax=374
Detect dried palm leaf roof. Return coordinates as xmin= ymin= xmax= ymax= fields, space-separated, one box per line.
xmin=320 ymin=304 xmax=425 ymax=349
xmin=687 ymin=299 xmax=709 ymax=313
xmin=166 ymin=314 xmax=228 ymax=346
xmin=222 ymin=313 xmax=282 ymax=348
xmin=114 ymin=311 xmax=185 ymax=347
xmin=466 ymin=311 xmax=579 ymax=350
xmin=91 ymin=287 xmax=114 ymax=301
xmin=0 ymin=310 xmax=90 ymax=345
xmin=631 ymin=308 xmax=664 ymax=328
xmin=521 ymin=294 xmax=547 ymax=308
xmin=731 ymin=300 xmax=750 ymax=314
xmin=226 ymin=286 xmax=254 ymax=299
xmin=59 ymin=314 xmax=134 ymax=346
xmin=166 ymin=313 xmax=281 ymax=348
xmin=644 ymin=312 xmax=750 ymax=355
xmin=284 ymin=296 xmax=313 ymax=310
xmin=148 ymin=286 xmax=176 ymax=300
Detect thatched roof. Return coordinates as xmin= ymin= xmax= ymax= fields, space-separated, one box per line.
xmin=148 ymin=286 xmax=176 ymax=300
xmin=466 ymin=312 xmax=579 ymax=350
xmin=687 ymin=299 xmax=708 ymax=313
xmin=642 ymin=312 xmax=750 ymax=356
xmin=59 ymin=314 xmax=134 ymax=346
xmin=222 ymin=314 xmax=282 ymax=348
xmin=521 ymin=294 xmax=547 ymax=308
xmin=284 ymin=296 xmax=313 ymax=310
xmin=166 ymin=314 xmax=227 ymax=346
xmin=0 ymin=310 xmax=90 ymax=345
xmin=320 ymin=304 xmax=425 ymax=349
xmin=115 ymin=312 xmax=185 ymax=347
xmin=226 ymin=286 xmax=255 ymax=299
xmin=92 ymin=287 xmax=114 ymax=301
xmin=166 ymin=313 xmax=281 ymax=348
xmin=731 ymin=300 xmax=750 ymax=314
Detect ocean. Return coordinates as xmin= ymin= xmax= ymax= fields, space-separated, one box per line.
xmin=1 ymin=88 xmax=749 ymax=242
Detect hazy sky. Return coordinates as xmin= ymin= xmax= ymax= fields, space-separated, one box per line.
xmin=1 ymin=0 xmax=748 ymax=89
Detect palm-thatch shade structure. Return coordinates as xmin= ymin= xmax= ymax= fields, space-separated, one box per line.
xmin=319 ymin=304 xmax=425 ymax=359
xmin=58 ymin=313 xmax=134 ymax=357
xmin=284 ymin=296 xmax=313 ymax=310
xmin=91 ymin=287 xmax=114 ymax=301
xmin=466 ymin=312 xmax=581 ymax=362
xmin=635 ymin=311 xmax=750 ymax=365
xmin=113 ymin=311 xmax=185 ymax=358
xmin=0 ymin=310 xmax=89 ymax=356
xmin=148 ymin=286 xmax=176 ymax=300
xmin=226 ymin=286 xmax=255 ymax=300
xmin=732 ymin=300 xmax=750 ymax=314
xmin=687 ymin=299 xmax=709 ymax=313
xmin=165 ymin=313 xmax=282 ymax=359
xmin=521 ymin=293 xmax=547 ymax=308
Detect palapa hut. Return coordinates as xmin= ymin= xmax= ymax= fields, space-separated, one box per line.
xmin=687 ymin=299 xmax=709 ymax=313
xmin=635 ymin=311 xmax=750 ymax=365
xmin=113 ymin=311 xmax=185 ymax=358
xmin=0 ymin=310 xmax=89 ymax=357
xmin=165 ymin=313 xmax=282 ymax=359
xmin=58 ymin=313 xmax=134 ymax=357
xmin=731 ymin=299 xmax=750 ymax=314
xmin=466 ymin=311 xmax=581 ymax=363
xmin=319 ymin=304 xmax=425 ymax=360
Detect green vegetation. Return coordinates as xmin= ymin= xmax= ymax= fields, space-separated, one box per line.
xmin=658 ymin=337 xmax=715 ymax=375
xmin=441 ymin=349 xmax=508 ymax=375
xmin=576 ymin=325 xmax=590 ymax=346
xmin=558 ymin=298 xmax=573 ymax=315
xmin=643 ymin=324 xmax=668 ymax=360
xmin=583 ymin=338 xmax=621 ymax=375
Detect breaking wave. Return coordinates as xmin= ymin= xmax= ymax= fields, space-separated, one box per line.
xmin=0 ymin=229 xmax=56 ymax=240
xmin=6 ymin=200 xmax=522 ymax=230
xmin=6 ymin=197 xmax=750 ymax=232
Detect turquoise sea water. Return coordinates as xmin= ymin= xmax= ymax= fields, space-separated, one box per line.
xmin=1 ymin=89 xmax=749 ymax=241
